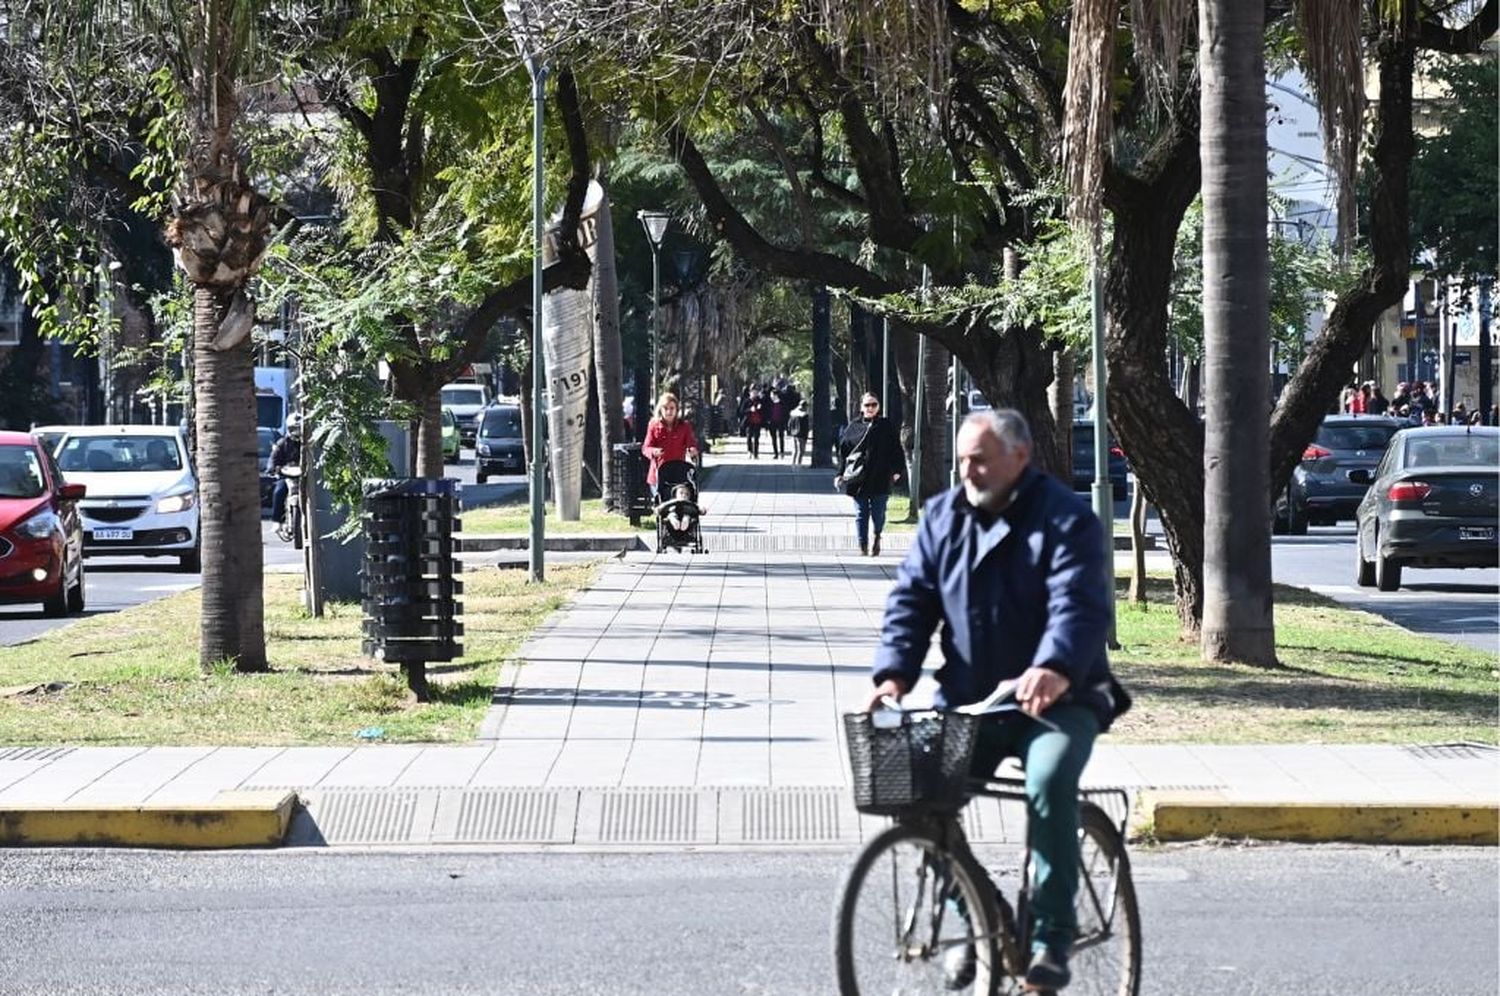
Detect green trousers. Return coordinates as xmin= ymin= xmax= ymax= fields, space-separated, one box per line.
xmin=969 ymin=703 xmax=1100 ymax=951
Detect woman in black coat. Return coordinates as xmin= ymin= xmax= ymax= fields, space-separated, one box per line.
xmin=836 ymin=392 xmax=904 ymax=556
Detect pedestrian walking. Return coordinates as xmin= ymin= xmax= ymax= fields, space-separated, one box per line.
xmin=768 ymin=390 xmax=787 ymax=458
xmin=861 ymin=407 xmax=1130 ymax=993
xmin=788 ymin=398 xmax=810 ymax=465
xmin=1367 ymin=385 xmax=1390 ymax=415
xmin=742 ymin=386 xmax=766 ymax=458
xmin=835 ymin=393 xmax=903 ymax=556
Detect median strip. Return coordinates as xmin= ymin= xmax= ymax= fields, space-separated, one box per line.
xmin=0 ymin=789 xmax=297 ymax=849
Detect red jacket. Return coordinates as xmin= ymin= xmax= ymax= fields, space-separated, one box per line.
xmin=642 ymin=418 xmax=699 ymax=485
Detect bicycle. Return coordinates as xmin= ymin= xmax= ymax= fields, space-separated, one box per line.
xmin=833 ymin=707 xmax=1141 ymax=996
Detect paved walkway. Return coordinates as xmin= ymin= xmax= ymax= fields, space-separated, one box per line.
xmin=1 ymin=439 xmax=1495 ymax=846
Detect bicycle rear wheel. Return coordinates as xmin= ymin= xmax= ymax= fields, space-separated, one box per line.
xmin=833 ymin=821 xmax=1001 ymax=995
xmin=1068 ymin=801 xmax=1141 ymax=996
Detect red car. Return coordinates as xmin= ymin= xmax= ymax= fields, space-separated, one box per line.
xmin=0 ymin=430 xmax=86 ymax=616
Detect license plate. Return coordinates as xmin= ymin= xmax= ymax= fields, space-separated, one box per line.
xmin=1459 ymin=526 xmax=1495 ymax=541
xmin=93 ymin=528 xmax=133 ymax=541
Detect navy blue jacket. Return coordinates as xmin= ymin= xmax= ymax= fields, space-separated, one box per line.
xmin=873 ymin=466 xmax=1125 ymax=730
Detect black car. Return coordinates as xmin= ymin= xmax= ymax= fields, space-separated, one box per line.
xmin=257 ymin=427 xmax=279 ymax=510
xmin=1352 ymin=426 xmax=1499 ymax=591
xmin=475 ymin=405 xmax=525 ymax=483
xmin=1274 ymin=415 xmax=1403 ymax=534
xmin=1070 ymin=422 xmax=1128 ymax=500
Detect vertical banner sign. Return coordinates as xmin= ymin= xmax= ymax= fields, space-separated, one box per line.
xmin=541 ymin=181 xmax=604 ymax=520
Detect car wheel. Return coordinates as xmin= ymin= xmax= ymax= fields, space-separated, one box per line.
xmin=66 ymin=557 xmax=85 ymax=613
xmin=1354 ymin=526 xmax=1375 ymax=587
xmin=1374 ymin=528 xmax=1402 ymax=591
xmin=178 ymin=544 xmax=202 ymax=573
xmin=1288 ymin=501 xmax=1308 ymax=536
xmin=41 ymin=572 xmax=67 ymax=618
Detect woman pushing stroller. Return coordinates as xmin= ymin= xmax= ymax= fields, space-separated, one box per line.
xmin=641 ymin=392 xmax=700 ymax=498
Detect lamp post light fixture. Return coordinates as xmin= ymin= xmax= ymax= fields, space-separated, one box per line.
xmin=638 ymin=210 xmax=670 ymax=401
xmin=505 ymin=0 xmax=549 ymax=583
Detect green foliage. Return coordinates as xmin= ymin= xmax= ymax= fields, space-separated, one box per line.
xmin=1409 ymin=54 xmax=1498 ymax=286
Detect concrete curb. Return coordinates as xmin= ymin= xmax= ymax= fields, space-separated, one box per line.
xmin=1147 ymin=793 xmax=1499 ymax=845
xmin=460 ymin=533 xmax=647 ymax=553
xmin=0 ymin=790 xmax=297 ymax=849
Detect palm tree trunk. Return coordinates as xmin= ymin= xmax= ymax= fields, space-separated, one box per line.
xmin=1199 ymin=0 xmax=1276 ymax=665
xmin=193 ymin=285 xmax=266 ymax=671
xmin=591 ymin=180 xmax=626 ymax=505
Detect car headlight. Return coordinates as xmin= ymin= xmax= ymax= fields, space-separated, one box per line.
xmin=156 ymin=491 xmax=197 ymax=514
xmin=15 ymin=509 xmax=59 ymax=539
xmin=479 ymin=444 xmax=492 ymax=456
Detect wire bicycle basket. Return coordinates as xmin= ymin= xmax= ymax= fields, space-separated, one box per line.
xmin=843 ymin=710 xmax=981 ymax=816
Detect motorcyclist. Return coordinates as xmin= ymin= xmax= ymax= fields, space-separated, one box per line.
xmin=267 ymin=414 xmax=302 ymax=527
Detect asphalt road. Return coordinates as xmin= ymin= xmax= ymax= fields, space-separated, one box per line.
xmin=0 ymin=844 xmax=1492 ymax=995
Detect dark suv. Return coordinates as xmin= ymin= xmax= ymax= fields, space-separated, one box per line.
xmin=1273 ymin=414 xmax=1403 ymax=534
xmin=475 ymin=405 xmax=524 ymax=483
xmin=1070 ymin=422 xmax=1128 ymax=500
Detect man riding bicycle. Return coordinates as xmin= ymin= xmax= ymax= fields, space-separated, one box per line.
xmin=863 ymin=408 xmax=1129 ymax=992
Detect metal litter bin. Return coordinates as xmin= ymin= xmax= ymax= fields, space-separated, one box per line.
xmin=361 ymin=478 xmax=463 ymax=700
xmin=609 ymin=443 xmax=652 ymax=526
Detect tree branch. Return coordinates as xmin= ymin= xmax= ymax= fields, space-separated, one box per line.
xmin=1414 ymin=0 xmax=1498 ymax=53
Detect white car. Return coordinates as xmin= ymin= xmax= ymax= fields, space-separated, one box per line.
xmin=55 ymin=426 xmax=200 ymax=571
xmin=440 ymin=382 xmax=489 ymax=446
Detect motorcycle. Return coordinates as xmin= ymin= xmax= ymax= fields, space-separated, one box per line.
xmin=275 ymin=464 xmax=303 ymax=548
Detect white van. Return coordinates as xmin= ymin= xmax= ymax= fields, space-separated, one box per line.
xmin=440 ymin=382 xmax=490 ymax=446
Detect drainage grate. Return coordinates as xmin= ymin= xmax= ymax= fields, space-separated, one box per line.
xmin=445 ymin=788 xmax=576 ymax=844
xmin=578 ymin=789 xmax=705 ymax=844
xmin=0 ymin=747 xmax=74 ymax=762
xmin=731 ymin=788 xmax=847 ymax=843
xmin=308 ymin=789 xmax=428 ymax=845
xmin=1402 ymin=743 xmax=1499 ymax=761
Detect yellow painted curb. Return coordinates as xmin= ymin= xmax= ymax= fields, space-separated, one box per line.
xmin=0 ymin=790 xmax=298 ymax=849
xmin=1149 ymin=794 xmax=1499 ymax=845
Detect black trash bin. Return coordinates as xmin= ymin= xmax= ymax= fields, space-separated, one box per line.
xmin=609 ymin=443 xmax=652 ymax=526
xmin=361 ymin=478 xmax=463 ymax=700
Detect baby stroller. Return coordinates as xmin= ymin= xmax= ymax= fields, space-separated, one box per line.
xmin=653 ymin=459 xmax=706 ymax=554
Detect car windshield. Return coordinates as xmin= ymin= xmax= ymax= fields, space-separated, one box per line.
xmin=58 ymin=435 xmax=183 ymax=473
xmin=1404 ymin=435 xmax=1500 ymax=469
xmin=442 ymin=409 xmax=456 ymax=427
xmin=441 ymin=387 xmax=485 ymax=407
xmin=0 ymin=445 xmax=46 ymax=498
xmin=1315 ymin=424 xmax=1398 ymax=451
xmin=481 ymin=409 xmax=522 ymax=438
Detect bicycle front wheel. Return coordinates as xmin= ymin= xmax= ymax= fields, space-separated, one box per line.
xmin=1068 ymin=801 xmax=1141 ymax=996
xmin=833 ymin=821 xmax=1001 ymax=995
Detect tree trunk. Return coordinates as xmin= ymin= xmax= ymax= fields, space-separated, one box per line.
xmin=1049 ymin=347 xmax=1075 ymax=476
xmin=192 ymin=286 xmax=266 ymax=672
xmin=1104 ymin=110 xmax=1205 ymax=639
xmin=961 ymin=326 xmax=1059 ymax=480
xmin=921 ymin=336 xmax=949 ymax=493
xmin=414 ymin=386 xmax=444 ymax=479
xmin=1198 ymin=0 xmax=1276 ymax=665
xmin=591 ymin=180 xmax=626 ymax=505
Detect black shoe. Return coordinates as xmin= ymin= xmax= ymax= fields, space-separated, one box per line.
xmin=1025 ymin=946 xmax=1070 ymax=991
xmin=942 ymin=940 xmax=976 ymax=990
xmin=858 ymin=544 xmax=868 ymax=556
xmin=871 ymin=534 xmax=881 ymax=557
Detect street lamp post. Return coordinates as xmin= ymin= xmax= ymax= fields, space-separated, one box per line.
xmin=505 ymin=0 xmax=548 ymax=583
xmin=638 ymin=211 xmax=670 ymax=401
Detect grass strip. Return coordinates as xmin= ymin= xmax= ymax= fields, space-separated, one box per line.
xmin=0 ymin=563 xmax=600 ymax=746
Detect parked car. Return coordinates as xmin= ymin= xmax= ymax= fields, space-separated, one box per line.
xmin=55 ymin=426 xmax=201 ymax=572
xmin=441 ymin=407 xmax=461 ymax=463
xmin=1070 ymin=421 xmax=1128 ymax=500
xmin=257 ymin=427 xmax=280 ymax=511
xmin=475 ymin=405 xmax=524 ymax=483
xmin=0 ymin=431 xmax=86 ymax=616
xmin=1273 ymin=415 xmax=1403 ymax=534
xmin=1351 ymin=426 xmax=1499 ymax=591
xmin=440 ymin=382 xmax=489 ymax=446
